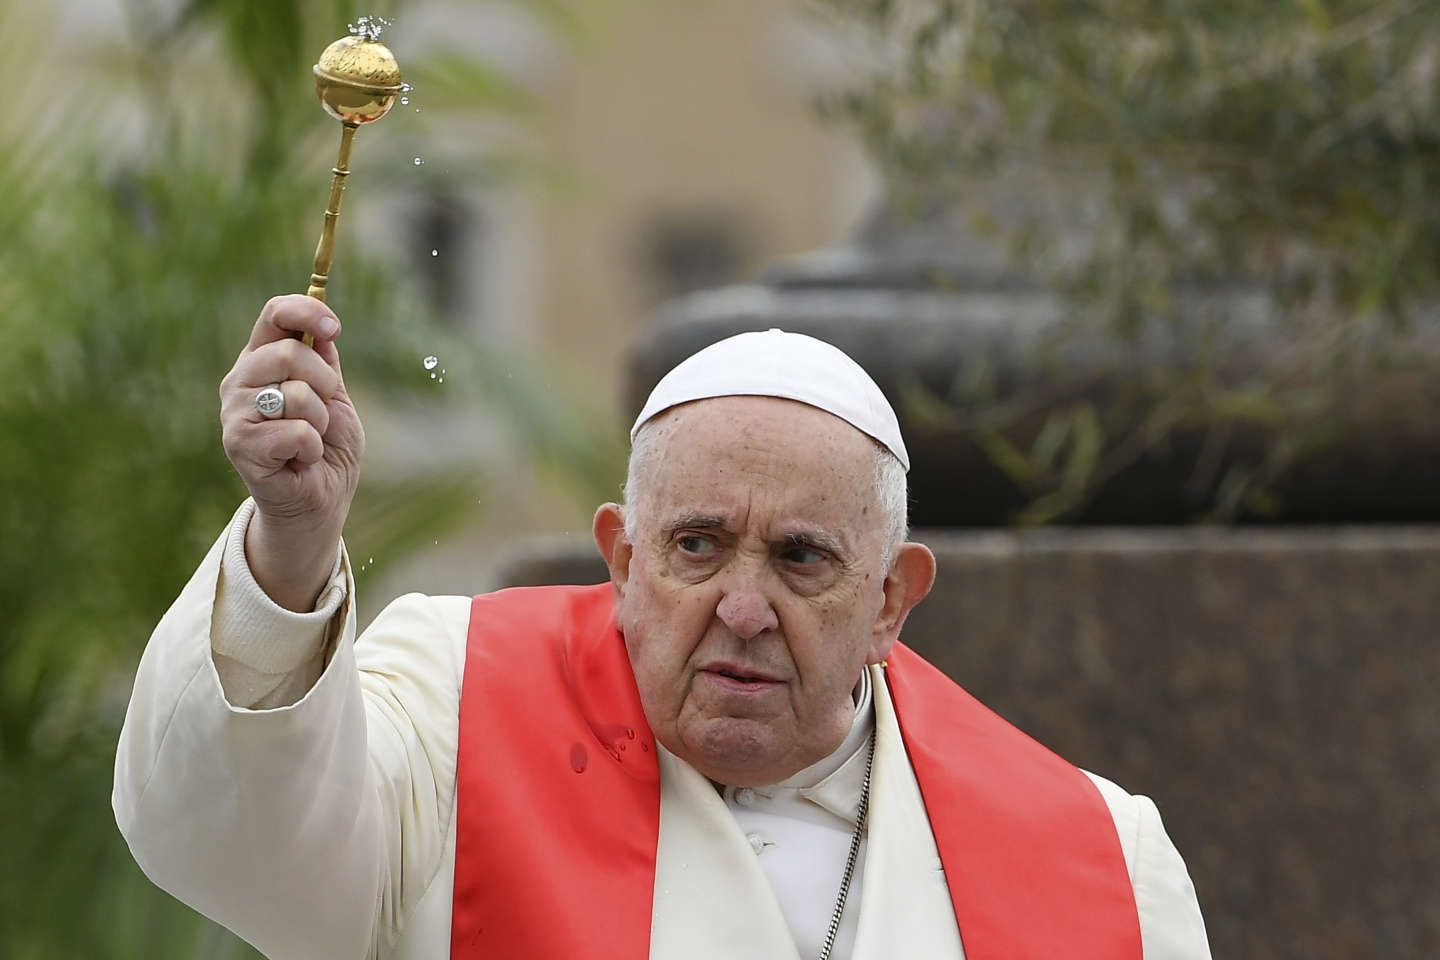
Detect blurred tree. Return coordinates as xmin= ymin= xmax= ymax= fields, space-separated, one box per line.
xmin=814 ymin=0 xmax=1440 ymax=521
xmin=0 ymin=1 xmax=621 ymax=956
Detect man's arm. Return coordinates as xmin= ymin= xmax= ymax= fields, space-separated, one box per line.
xmin=1085 ymin=772 xmax=1213 ymax=959
xmin=1130 ymin=795 xmax=1212 ymax=960
xmin=113 ymin=500 xmax=469 ymax=958
xmin=211 ymin=499 xmax=348 ymax=708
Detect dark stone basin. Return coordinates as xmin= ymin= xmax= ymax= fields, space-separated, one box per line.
xmin=627 ymin=216 xmax=1440 ymax=526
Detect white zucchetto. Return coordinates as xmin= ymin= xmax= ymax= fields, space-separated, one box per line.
xmin=630 ymin=328 xmax=909 ymax=471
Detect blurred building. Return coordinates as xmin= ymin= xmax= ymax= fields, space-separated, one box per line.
xmin=395 ymin=0 xmax=878 ymax=391
xmin=361 ymin=0 xmax=882 ymax=603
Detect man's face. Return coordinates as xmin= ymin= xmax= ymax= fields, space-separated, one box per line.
xmin=598 ymin=396 xmax=901 ymax=786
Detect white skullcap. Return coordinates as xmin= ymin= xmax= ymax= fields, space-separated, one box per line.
xmin=631 ymin=328 xmax=909 ymax=471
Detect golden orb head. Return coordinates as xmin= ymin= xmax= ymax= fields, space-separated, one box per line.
xmin=313 ymin=36 xmax=404 ymax=125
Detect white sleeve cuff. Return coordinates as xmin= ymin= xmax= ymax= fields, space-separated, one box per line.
xmin=212 ymin=499 xmax=349 ymax=676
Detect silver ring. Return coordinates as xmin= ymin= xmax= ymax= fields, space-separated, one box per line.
xmin=254 ymin=384 xmax=285 ymax=419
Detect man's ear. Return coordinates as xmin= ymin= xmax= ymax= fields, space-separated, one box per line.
xmin=868 ymin=542 xmax=937 ymax=662
xmin=592 ymin=503 xmax=633 ymax=599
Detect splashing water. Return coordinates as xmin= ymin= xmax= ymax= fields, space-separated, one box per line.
xmin=348 ymin=16 xmax=391 ymax=41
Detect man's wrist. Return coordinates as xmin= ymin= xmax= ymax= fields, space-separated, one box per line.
xmin=245 ymin=509 xmax=346 ymax=612
xmin=214 ymin=499 xmax=349 ymax=681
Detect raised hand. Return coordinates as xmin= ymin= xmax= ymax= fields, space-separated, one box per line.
xmin=219 ymin=295 xmax=365 ymax=610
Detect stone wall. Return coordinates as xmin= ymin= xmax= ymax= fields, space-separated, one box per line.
xmin=493 ymin=526 xmax=1440 ymax=959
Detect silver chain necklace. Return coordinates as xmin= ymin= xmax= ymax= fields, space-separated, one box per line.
xmin=816 ymin=725 xmax=877 ymax=960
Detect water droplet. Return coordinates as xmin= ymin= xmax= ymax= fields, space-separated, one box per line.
xmin=570 ymin=743 xmax=589 ymax=773
xmin=400 ymin=96 xmax=410 ymax=105
xmin=640 ymin=741 xmax=650 ymax=753
xmin=430 ymin=372 xmax=437 ymax=380
xmin=618 ymin=742 xmax=627 ymax=752
xmin=415 ymin=107 xmax=422 ymax=113
xmin=431 ymin=249 xmax=438 ymax=257
xmin=348 ymin=16 xmax=391 ymax=41
xmin=413 ymin=157 xmax=425 ymax=166
xmin=401 ymin=82 xmax=413 ymax=93
xmin=368 ymin=557 xmax=374 ymax=564
xmin=423 ymin=355 xmax=439 ymax=370
xmin=437 ymin=377 xmax=444 ymax=383
xmin=625 ymin=727 xmax=636 ymax=740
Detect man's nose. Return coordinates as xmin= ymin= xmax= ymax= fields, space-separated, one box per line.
xmin=716 ymin=585 xmax=780 ymax=640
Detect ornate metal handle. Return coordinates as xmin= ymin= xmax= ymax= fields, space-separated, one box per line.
xmin=302 ymin=122 xmax=358 ymax=346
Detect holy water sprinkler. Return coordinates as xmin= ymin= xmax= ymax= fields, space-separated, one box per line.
xmin=302 ymin=19 xmax=404 ymax=346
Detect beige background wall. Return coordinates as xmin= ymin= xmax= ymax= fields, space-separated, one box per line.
xmin=365 ymin=0 xmax=881 ymax=610
xmin=533 ymin=0 xmax=875 ymax=394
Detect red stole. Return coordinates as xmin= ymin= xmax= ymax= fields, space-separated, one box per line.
xmin=451 ymin=584 xmax=1141 ymax=959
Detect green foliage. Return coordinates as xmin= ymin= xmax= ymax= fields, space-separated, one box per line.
xmin=0 ymin=1 xmax=620 ymax=954
xmin=815 ymin=0 xmax=1440 ymax=520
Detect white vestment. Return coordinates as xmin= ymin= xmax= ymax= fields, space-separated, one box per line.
xmin=114 ymin=501 xmax=1212 ymax=960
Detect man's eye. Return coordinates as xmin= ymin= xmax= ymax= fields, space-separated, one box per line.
xmin=783 ymin=546 xmax=826 ymax=566
xmin=677 ymin=535 xmax=715 ymax=556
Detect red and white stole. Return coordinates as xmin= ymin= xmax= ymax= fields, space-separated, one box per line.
xmin=450 ymin=584 xmax=1141 ymax=959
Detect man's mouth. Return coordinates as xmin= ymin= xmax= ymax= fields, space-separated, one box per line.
xmin=701 ymin=663 xmax=783 ymax=689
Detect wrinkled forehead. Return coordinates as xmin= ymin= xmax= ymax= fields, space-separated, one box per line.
xmin=632 ymin=396 xmax=883 ymax=536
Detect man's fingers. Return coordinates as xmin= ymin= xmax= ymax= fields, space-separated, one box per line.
xmin=252 ymin=419 xmax=326 ymax=468
xmin=311 ymin=335 xmax=344 ymax=376
xmin=267 ymin=381 xmax=330 ymax=436
xmin=229 ymin=338 xmax=341 ymax=400
xmin=246 ymin=295 xmax=341 ymax=351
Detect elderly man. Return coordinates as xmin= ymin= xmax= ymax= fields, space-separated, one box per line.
xmin=115 ymin=296 xmax=1211 ymax=959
